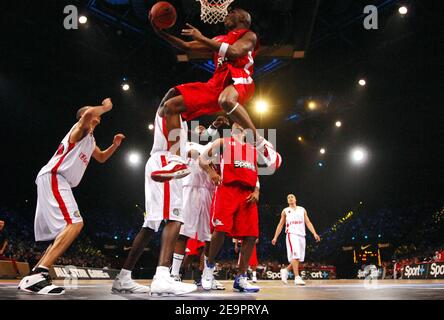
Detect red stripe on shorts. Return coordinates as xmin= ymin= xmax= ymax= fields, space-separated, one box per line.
xmin=50 ymin=142 xmax=76 ymax=224
xmin=287 ymin=233 xmax=294 ymax=258
xmin=161 ymin=155 xmax=170 ymax=220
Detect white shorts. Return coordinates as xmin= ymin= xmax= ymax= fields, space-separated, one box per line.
xmin=286 ymin=233 xmax=306 ymax=263
xmin=34 ymin=174 xmax=83 ymax=242
xmin=143 ymin=153 xmax=184 ymax=232
xmin=180 ymin=186 xmax=213 ymax=242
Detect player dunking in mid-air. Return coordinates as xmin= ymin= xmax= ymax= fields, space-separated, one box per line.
xmin=272 ymin=194 xmax=321 ymax=286
xmin=19 ymin=99 xmax=125 ymax=295
xmin=150 ymin=8 xmax=268 ymax=182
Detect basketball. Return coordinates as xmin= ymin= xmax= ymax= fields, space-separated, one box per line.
xmin=149 ymin=2 xmax=177 ymax=30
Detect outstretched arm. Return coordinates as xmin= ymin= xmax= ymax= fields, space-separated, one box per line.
xmin=272 ymin=211 xmax=286 ymax=245
xmin=92 ymin=134 xmax=126 ymax=164
xmin=70 ymin=98 xmax=113 ymax=144
xmin=305 ymin=210 xmax=321 ymax=242
xmin=181 ymin=24 xmax=257 ymax=60
xmin=150 ymin=20 xmax=212 ymax=53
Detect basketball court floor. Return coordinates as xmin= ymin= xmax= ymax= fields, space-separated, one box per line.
xmin=1 ymin=280 xmax=443 ymax=300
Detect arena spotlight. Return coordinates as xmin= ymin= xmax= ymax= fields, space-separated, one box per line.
xmin=79 ymin=16 xmax=88 ymax=24
xmin=308 ymin=101 xmax=317 ymax=110
xmin=398 ymin=6 xmax=408 ymax=15
xmin=114 ymin=236 xmax=118 ymax=240
xmin=335 ymin=121 xmax=342 ymax=128
xmin=255 ymin=100 xmax=269 ymax=114
xmin=148 ymin=123 xmax=154 ymax=131
xmin=298 ymin=136 xmax=303 ymax=142
xmin=318 ymin=162 xmax=324 ymax=167
xmin=320 ymin=148 xmax=326 ymax=155
xmin=128 ymin=152 xmax=142 ymax=166
xmin=359 ymin=79 xmax=367 ymax=86
xmin=122 ymin=83 xmax=130 ymax=91
xmin=350 ymin=147 xmax=368 ymax=164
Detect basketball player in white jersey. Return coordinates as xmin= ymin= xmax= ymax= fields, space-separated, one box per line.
xmin=112 ymin=108 xmax=203 ymax=296
xmin=272 ymin=194 xmax=321 ymax=286
xmin=170 ymin=126 xmax=226 ymax=291
xmin=19 ymin=98 xmax=125 ymax=295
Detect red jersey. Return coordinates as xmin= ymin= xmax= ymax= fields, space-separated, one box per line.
xmin=221 ymin=137 xmax=258 ymax=188
xmin=212 ymin=29 xmax=259 ymax=87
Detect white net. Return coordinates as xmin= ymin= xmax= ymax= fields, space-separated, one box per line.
xmin=196 ymin=0 xmax=235 ymax=24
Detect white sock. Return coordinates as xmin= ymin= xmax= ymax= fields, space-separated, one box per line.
xmin=171 ymin=253 xmax=184 ymax=276
xmin=156 ymin=266 xmax=170 ymax=277
xmin=119 ymin=269 xmax=132 ymax=279
xmin=253 ymin=271 xmax=257 ymax=277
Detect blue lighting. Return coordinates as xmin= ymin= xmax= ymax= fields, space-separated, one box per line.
xmin=286 ymin=113 xmax=301 ymax=121
xmin=126 ymin=237 xmax=131 ymax=241
xmin=352 ymin=237 xmax=355 ymax=240
xmin=114 ymin=236 xmax=118 ymax=240
xmin=364 ymin=235 xmax=368 ymax=239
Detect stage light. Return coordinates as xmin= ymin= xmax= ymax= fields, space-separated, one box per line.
xmin=364 ymin=235 xmax=368 ymax=239
xmin=378 ymin=234 xmax=382 ymax=238
xmin=398 ymin=6 xmax=408 ymax=15
xmin=298 ymin=136 xmax=303 ymax=142
xmin=122 ymin=83 xmax=130 ymax=91
xmin=128 ymin=152 xmax=142 ymax=166
xmin=114 ymin=236 xmax=118 ymax=240
xmin=359 ymin=79 xmax=366 ymax=86
xmin=320 ymin=148 xmax=326 ymax=155
xmin=255 ymin=100 xmax=268 ymax=114
xmin=148 ymin=123 xmax=154 ymax=131
xmin=352 ymin=237 xmax=355 ymax=240
xmin=318 ymin=162 xmax=324 ymax=167
xmin=79 ymin=16 xmax=88 ymax=24
xmin=126 ymin=237 xmax=131 ymax=241
xmin=308 ymin=101 xmax=317 ymax=110
xmin=351 ymin=147 xmax=368 ymax=164
xmin=335 ymin=121 xmax=342 ymax=128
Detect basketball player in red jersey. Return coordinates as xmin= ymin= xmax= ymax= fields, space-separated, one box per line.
xmin=19 ymin=99 xmax=125 ymax=295
xmin=150 ymin=8 xmax=267 ymax=182
xmin=199 ymin=123 xmax=281 ymax=292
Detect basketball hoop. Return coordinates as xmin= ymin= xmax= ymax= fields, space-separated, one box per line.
xmin=196 ymin=0 xmax=234 ymax=24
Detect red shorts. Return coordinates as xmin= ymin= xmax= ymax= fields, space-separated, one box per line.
xmin=186 ymin=238 xmax=205 ymax=256
xmin=211 ymin=183 xmax=259 ymax=238
xmin=176 ymin=75 xmax=255 ymax=121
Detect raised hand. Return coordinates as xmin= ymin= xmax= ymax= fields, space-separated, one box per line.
xmin=102 ymin=98 xmax=113 ymax=112
xmin=212 ymin=116 xmax=230 ymax=129
xmin=181 ymin=23 xmax=203 ymax=41
xmin=113 ymin=134 xmax=126 ymax=147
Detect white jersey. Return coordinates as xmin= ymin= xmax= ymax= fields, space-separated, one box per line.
xmin=37 ymin=124 xmax=96 ymax=188
xmin=182 ymin=142 xmax=215 ymax=191
xmin=150 ymin=110 xmax=188 ymax=157
xmin=284 ymin=206 xmax=306 ymax=236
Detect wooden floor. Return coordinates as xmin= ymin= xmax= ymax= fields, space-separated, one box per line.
xmin=1 ymin=279 xmax=444 ymax=300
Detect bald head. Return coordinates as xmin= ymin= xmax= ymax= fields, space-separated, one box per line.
xmin=225 ymin=8 xmax=252 ymax=30
xmin=236 ymin=9 xmax=251 ymax=28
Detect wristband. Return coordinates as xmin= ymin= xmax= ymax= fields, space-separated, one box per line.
xmin=218 ymin=42 xmax=229 ymax=59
